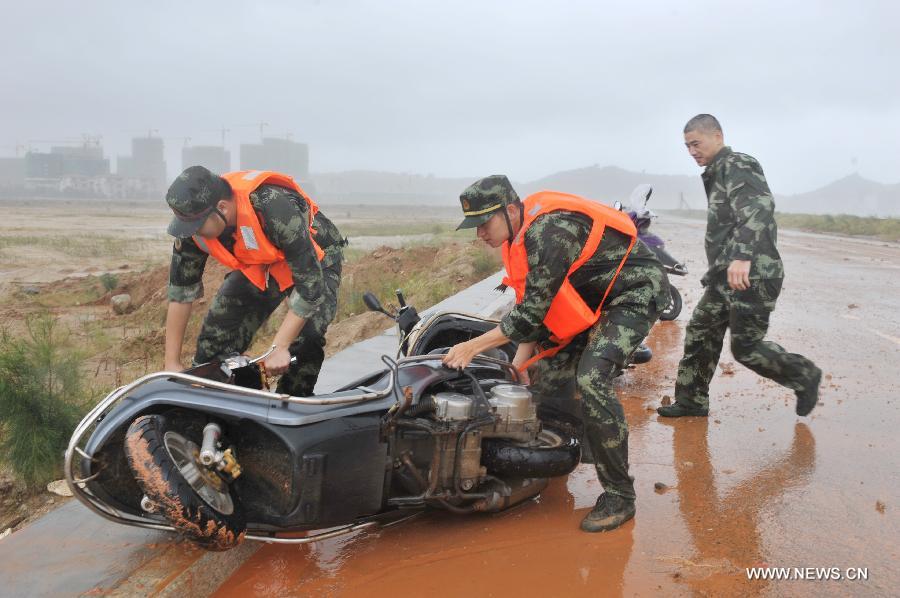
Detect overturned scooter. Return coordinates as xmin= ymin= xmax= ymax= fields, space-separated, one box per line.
xmin=64 ymin=291 xmax=580 ymax=551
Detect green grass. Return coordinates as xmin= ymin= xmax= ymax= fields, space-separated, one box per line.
xmin=335 ymin=241 xmax=501 ymax=321
xmin=34 ymin=281 xmax=106 ymax=308
xmin=337 ymin=221 xmax=457 ymax=237
xmin=660 ymin=210 xmax=900 ymax=241
xmin=774 ymin=213 xmax=900 ymax=241
xmin=0 ymin=234 xmax=158 ymax=258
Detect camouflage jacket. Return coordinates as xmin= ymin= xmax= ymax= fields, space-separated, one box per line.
xmin=499 ymin=211 xmax=662 ymax=343
xmin=167 ymin=184 xmax=343 ymax=318
xmin=701 ymin=146 xmax=784 ymax=283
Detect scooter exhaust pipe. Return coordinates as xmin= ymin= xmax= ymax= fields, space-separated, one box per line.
xmin=199 ymin=423 xmax=222 ymax=466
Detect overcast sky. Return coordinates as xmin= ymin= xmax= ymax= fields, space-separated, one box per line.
xmin=3 ymin=0 xmax=898 ymax=193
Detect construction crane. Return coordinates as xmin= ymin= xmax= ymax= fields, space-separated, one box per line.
xmin=200 ymin=127 xmax=230 ymax=147
xmin=127 ymin=129 xmax=160 ymax=138
xmin=27 ymin=138 xmax=82 ymax=144
xmin=162 ymin=136 xmax=192 ymax=148
xmin=26 ymin=138 xmax=84 ymax=153
xmin=1 ymin=144 xmax=27 ymax=157
xmin=232 ymin=122 xmax=269 ymax=140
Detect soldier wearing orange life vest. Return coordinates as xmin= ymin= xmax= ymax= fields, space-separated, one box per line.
xmin=443 ymin=175 xmax=669 ymax=533
xmin=164 ymin=165 xmax=344 ymax=396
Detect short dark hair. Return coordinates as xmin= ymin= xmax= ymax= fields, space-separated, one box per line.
xmin=684 ymin=114 xmax=723 ymax=135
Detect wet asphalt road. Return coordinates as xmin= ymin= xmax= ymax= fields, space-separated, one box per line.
xmin=212 ymin=219 xmax=900 ymax=597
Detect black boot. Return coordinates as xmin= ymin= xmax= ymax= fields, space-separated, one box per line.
xmin=795 ymin=367 xmax=823 ymax=416
xmin=580 ymin=493 xmax=636 ymax=533
xmin=657 ymin=402 xmax=709 ymax=417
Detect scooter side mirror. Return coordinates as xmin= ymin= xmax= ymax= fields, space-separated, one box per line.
xmin=613 ymin=200 xmax=623 ymax=211
xmin=363 ymin=291 xmax=395 ymax=318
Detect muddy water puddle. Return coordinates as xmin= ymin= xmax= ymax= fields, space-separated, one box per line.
xmin=216 ymin=222 xmax=899 ymax=597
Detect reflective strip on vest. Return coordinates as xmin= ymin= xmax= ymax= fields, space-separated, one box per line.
xmin=240 ymin=226 xmax=259 ymax=250
xmin=195 ymin=170 xmax=326 ymax=292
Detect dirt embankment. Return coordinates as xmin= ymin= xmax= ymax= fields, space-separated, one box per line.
xmin=0 ymin=240 xmax=500 ymax=535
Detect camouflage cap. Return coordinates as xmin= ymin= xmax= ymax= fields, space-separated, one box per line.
xmin=456 ymin=175 xmax=520 ymax=230
xmin=165 ymin=165 xmax=231 ymax=238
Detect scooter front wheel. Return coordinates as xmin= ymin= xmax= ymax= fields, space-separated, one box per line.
xmin=659 ymin=285 xmax=682 ymax=321
xmin=124 ymin=412 xmax=246 ymax=551
xmin=481 ymin=426 xmax=580 ymax=478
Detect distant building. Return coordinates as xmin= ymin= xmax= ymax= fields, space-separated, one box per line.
xmin=49 ymin=145 xmax=110 ymax=176
xmin=182 ymin=145 xmax=231 ymax=174
xmin=0 ymin=157 xmax=25 ymax=188
xmin=60 ymin=175 xmax=154 ymax=198
xmin=117 ymin=136 xmax=166 ymax=194
xmin=21 ymin=143 xmax=112 ymax=196
xmin=240 ymin=138 xmax=309 ymax=182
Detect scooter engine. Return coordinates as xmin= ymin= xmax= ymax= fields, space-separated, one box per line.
xmin=425 ymin=384 xmax=541 ymax=491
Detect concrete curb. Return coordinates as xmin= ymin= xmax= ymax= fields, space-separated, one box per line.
xmin=108 ymin=539 xmax=261 ymax=597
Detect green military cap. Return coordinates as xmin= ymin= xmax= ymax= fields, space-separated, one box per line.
xmin=456 ymin=175 xmax=520 ymax=230
xmin=166 ymin=165 xmax=232 ymax=238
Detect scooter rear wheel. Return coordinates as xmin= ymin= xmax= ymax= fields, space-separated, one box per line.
xmin=124 ymin=412 xmax=246 ymax=551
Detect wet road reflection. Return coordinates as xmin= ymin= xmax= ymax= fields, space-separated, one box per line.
xmin=217 ymin=466 xmax=640 ymax=597
xmin=665 ymin=418 xmax=816 ymax=594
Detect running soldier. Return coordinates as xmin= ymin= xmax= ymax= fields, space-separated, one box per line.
xmin=658 ymin=114 xmax=822 ymax=418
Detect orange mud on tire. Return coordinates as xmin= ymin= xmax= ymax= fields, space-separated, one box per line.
xmin=124 ymin=413 xmax=246 ymax=551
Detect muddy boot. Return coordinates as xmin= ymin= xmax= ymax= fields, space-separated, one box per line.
xmin=795 ymin=367 xmax=822 ymax=416
xmin=657 ymin=402 xmax=709 ymax=417
xmin=580 ymin=493 xmax=636 ymax=533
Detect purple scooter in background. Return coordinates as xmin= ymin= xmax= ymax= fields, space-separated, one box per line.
xmin=616 ymin=185 xmax=687 ymax=321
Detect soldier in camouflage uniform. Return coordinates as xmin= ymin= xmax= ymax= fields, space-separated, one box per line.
xmin=164 ymin=166 xmax=344 ymax=396
xmin=658 ymin=114 xmax=822 ymax=418
xmin=443 ymin=175 xmax=669 ymax=532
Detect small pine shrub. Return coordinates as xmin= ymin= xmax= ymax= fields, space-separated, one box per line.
xmin=99 ymin=272 xmax=119 ymax=292
xmin=0 ymin=313 xmax=87 ymax=488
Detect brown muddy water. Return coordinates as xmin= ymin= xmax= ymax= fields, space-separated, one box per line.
xmin=214 ymin=220 xmax=900 ymax=597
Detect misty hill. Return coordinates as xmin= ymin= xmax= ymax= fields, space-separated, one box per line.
xmin=312 ymin=165 xmax=707 ymax=209
xmin=778 ymin=173 xmax=900 ymax=216
xmin=312 ymin=167 xmax=899 ymax=217
xmin=312 ymin=170 xmax=474 ymax=205
xmin=518 ymin=166 xmax=706 ymax=209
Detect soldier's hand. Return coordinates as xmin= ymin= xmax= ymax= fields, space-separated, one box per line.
xmin=263 ymin=346 xmax=293 ymax=376
xmin=512 ymin=342 xmax=537 ymax=385
xmin=727 ymin=260 xmax=751 ymax=291
xmin=442 ymin=340 xmax=478 ymax=370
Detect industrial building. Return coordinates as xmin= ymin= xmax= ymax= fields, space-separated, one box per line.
xmin=240 ymin=138 xmax=309 ymax=182
xmin=117 ymin=136 xmax=167 ymax=194
xmin=0 ymin=157 xmax=26 ymax=189
xmin=182 ymin=145 xmax=231 ymax=174
xmin=25 ymin=144 xmax=110 ymax=178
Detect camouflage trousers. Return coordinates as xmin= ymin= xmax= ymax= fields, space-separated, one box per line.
xmin=195 ymin=254 xmax=342 ymax=397
xmin=531 ymin=264 xmax=669 ymax=500
xmin=675 ymin=276 xmax=819 ymax=409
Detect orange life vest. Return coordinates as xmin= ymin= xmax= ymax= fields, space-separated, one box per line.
xmin=501 ymin=191 xmax=637 ymax=368
xmin=193 ymin=170 xmax=325 ymax=292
